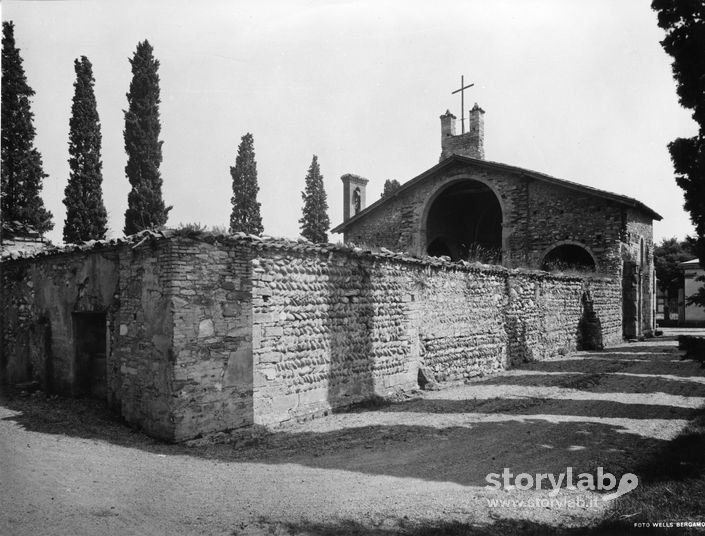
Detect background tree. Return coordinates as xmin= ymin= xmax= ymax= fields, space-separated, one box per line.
xmin=380 ymin=179 xmax=401 ymax=199
xmin=1 ymin=21 xmax=53 ymax=235
xmin=299 ymin=155 xmax=330 ymax=243
xmin=229 ymin=133 xmax=263 ymax=235
xmin=62 ymin=56 xmax=108 ymax=243
xmin=652 ymin=0 xmax=705 ymax=306
xmin=123 ymin=40 xmax=171 ymax=235
xmin=654 ymin=237 xmax=694 ymax=317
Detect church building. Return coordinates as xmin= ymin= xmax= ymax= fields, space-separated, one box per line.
xmin=332 ymin=105 xmax=662 ymax=339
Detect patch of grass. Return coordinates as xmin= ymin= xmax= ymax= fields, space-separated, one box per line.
xmin=173 ymin=222 xmax=209 ymax=237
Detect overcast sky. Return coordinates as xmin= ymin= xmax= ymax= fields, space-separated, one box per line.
xmin=3 ymin=0 xmax=698 ymax=245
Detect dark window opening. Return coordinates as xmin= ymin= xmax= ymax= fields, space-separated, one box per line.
xmin=425 ymin=180 xmax=502 ymax=263
xmin=73 ymin=312 xmax=107 ymax=399
xmin=542 ymin=244 xmax=596 ymax=272
xmin=352 ymin=188 xmax=361 ymax=215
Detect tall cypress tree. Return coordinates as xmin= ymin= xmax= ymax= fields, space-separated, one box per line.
xmin=123 ymin=40 xmax=170 ymax=235
xmin=299 ymin=155 xmax=330 ymax=243
xmin=62 ymin=56 xmax=108 ymax=243
xmin=229 ymin=133 xmax=263 ymax=235
xmin=1 ymin=21 xmax=53 ymax=234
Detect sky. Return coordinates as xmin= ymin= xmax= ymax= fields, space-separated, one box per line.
xmin=2 ymin=0 xmax=698 ymax=246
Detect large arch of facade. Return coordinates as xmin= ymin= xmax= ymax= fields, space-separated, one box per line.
xmin=420 ymin=176 xmax=505 ymax=263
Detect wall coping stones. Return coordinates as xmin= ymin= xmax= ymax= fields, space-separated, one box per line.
xmin=1 ymin=229 xmax=616 ymax=284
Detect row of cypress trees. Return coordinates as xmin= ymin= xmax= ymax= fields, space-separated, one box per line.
xmin=1 ymin=21 xmax=331 ymax=245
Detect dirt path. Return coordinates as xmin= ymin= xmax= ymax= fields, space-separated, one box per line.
xmin=2 ymin=331 xmax=705 ymax=535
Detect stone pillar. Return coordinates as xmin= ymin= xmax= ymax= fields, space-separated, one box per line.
xmin=468 ymin=103 xmax=485 ymax=160
xmin=440 ymin=110 xmax=457 ymax=139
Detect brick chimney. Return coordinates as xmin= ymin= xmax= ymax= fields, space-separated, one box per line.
xmin=439 ymin=103 xmax=485 ymax=161
xmin=341 ymin=174 xmax=369 ymax=221
xmin=440 ymin=109 xmax=457 ymax=138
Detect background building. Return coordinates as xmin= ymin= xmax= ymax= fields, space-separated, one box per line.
xmin=680 ymin=258 xmax=705 ymax=325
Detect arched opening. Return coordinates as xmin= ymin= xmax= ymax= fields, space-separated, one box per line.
xmin=352 ymin=188 xmax=361 ymax=215
xmin=425 ymin=180 xmax=502 ymax=262
xmin=541 ymin=244 xmax=596 ymax=272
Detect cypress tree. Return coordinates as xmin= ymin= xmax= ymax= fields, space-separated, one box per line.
xmin=299 ymin=155 xmax=330 ymax=243
xmin=229 ymin=133 xmax=263 ymax=235
xmin=123 ymin=40 xmax=170 ymax=235
xmin=62 ymin=56 xmax=108 ymax=243
xmin=381 ymin=179 xmax=401 ymax=199
xmin=1 ymin=21 xmax=53 ymax=234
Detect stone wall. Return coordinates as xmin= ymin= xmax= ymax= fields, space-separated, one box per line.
xmin=0 ymin=238 xmax=178 ymax=440
xmin=166 ymin=237 xmax=621 ymax=431
xmin=526 ymin=179 xmax=625 ymax=273
xmin=416 ymin=267 xmax=507 ymax=380
xmin=0 ymin=250 xmax=120 ymax=393
xmin=413 ymin=263 xmax=621 ymax=382
xmin=166 ymin=239 xmax=254 ymax=442
xmin=628 ymin=209 xmax=656 ymax=334
xmin=2 ymin=234 xmax=623 ymax=441
xmin=248 ymin=244 xmax=419 ymax=426
xmin=112 ymin=241 xmax=175 ymax=440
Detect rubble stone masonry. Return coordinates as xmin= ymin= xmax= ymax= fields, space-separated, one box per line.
xmin=1 ymin=234 xmax=622 ymax=441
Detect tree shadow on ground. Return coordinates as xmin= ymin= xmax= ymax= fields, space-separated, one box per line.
xmin=3 ymin=338 xmax=705 ymax=533
xmin=472 ymin=371 xmax=705 ymax=396
xmin=592 ymin=342 xmax=675 ymax=351
xmin=512 ymin=354 xmax=702 ymax=378
xmin=629 ymin=404 xmax=705 ymax=484
xmin=472 ymin=373 xmax=705 ymax=396
xmin=375 ymin=397 xmax=699 ymax=420
xmin=0 ymin=391 xmax=674 ymax=487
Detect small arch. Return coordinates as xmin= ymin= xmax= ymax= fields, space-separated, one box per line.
xmin=426 ymin=236 xmax=455 ymax=259
xmin=541 ymin=243 xmax=596 ymax=272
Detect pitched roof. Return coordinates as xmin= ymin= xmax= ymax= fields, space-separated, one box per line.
xmin=332 ymin=155 xmax=662 ymax=233
xmin=679 ymin=258 xmax=703 ymax=269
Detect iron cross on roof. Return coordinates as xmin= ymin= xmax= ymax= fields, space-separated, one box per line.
xmin=451 ymin=75 xmax=475 ymax=134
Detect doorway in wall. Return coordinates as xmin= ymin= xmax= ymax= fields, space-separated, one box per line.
xmin=73 ymin=312 xmax=107 ymax=399
xmin=622 ymin=261 xmax=641 ymax=339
